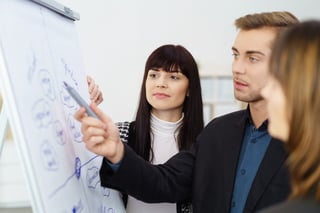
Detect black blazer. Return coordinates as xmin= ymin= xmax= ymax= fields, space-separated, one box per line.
xmin=100 ymin=110 xmax=291 ymax=213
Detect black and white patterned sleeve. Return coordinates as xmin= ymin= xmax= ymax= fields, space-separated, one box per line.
xmin=115 ymin=121 xmax=130 ymax=143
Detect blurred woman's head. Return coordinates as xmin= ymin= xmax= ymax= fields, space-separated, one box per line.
xmin=263 ymin=20 xmax=320 ymax=200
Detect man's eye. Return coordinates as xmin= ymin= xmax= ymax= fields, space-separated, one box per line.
xmin=249 ymin=56 xmax=259 ymax=63
xmin=232 ymin=53 xmax=239 ymax=59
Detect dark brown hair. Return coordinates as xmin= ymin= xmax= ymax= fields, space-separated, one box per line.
xmin=133 ymin=44 xmax=204 ymax=161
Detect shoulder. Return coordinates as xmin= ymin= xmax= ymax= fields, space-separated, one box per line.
xmin=206 ymin=109 xmax=247 ymax=128
xmin=196 ymin=109 xmax=247 ymax=141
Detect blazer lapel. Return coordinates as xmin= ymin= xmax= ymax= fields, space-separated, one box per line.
xmin=244 ymin=138 xmax=288 ymax=210
xmin=223 ymin=112 xmax=247 ymax=211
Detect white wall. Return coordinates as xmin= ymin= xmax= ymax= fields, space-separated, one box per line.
xmin=59 ymin=0 xmax=320 ymax=122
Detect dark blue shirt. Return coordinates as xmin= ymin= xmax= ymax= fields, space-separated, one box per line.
xmin=230 ymin=113 xmax=271 ymax=213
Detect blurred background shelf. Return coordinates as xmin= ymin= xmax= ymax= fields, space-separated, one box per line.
xmin=0 ymin=140 xmax=32 ymax=213
xmin=200 ymin=73 xmax=245 ymax=124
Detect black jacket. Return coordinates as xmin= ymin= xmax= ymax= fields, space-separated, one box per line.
xmin=100 ymin=110 xmax=291 ymax=212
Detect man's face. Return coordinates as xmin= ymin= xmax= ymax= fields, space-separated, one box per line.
xmin=231 ymin=27 xmax=276 ymax=103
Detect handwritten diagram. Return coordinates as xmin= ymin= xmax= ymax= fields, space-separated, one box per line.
xmin=29 ymin=57 xmax=119 ymax=212
xmin=0 ymin=1 xmax=125 ymax=211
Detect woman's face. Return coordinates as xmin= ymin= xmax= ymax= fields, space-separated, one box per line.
xmin=145 ymin=68 xmax=189 ymax=121
xmin=261 ymin=75 xmax=290 ymax=142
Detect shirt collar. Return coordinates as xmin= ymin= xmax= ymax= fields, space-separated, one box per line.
xmin=245 ymin=106 xmax=268 ymax=131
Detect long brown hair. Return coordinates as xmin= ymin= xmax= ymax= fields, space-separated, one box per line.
xmin=270 ymin=20 xmax=320 ymax=200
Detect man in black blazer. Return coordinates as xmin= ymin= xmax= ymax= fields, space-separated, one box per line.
xmin=76 ymin=11 xmax=299 ymax=213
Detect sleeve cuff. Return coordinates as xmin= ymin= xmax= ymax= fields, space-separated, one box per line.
xmin=106 ymin=159 xmax=122 ymax=172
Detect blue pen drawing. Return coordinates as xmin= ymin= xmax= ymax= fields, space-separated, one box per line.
xmin=75 ymin=157 xmax=81 ymax=179
xmin=48 ymin=155 xmax=100 ymax=199
xmin=29 ymin=67 xmax=120 ymax=212
xmin=38 ymin=68 xmax=56 ymax=101
xmin=100 ymin=207 xmax=115 ymax=213
xmin=51 ymin=120 xmax=67 ymax=145
xmin=61 ymin=85 xmax=76 ymax=109
xmin=40 ymin=140 xmax=58 ymax=171
xmin=32 ymin=99 xmax=53 ymax=128
xmin=67 ymin=114 xmax=82 ymax=143
xmin=102 ymin=187 xmax=111 ymax=198
xmin=27 ymin=49 xmax=37 ymax=82
xmin=107 ymin=208 xmax=115 ymax=213
xmin=72 ymin=199 xmax=83 ymax=213
xmin=61 ymin=58 xmax=78 ymax=88
xmin=86 ymin=166 xmax=99 ymax=189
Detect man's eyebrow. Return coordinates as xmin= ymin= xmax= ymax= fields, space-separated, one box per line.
xmin=246 ymin=50 xmax=265 ymax=56
xmin=232 ymin=47 xmax=265 ymax=56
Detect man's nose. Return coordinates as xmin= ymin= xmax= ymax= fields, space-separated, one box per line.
xmin=232 ymin=59 xmax=246 ymax=74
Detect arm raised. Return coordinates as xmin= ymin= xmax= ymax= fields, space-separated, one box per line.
xmin=74 ymin=102 xmax=124 ymax=163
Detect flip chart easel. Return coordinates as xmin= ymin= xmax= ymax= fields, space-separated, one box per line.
xmin=0 ymin=104 xmax=8 ymax=157
xmin=0 ymin=0 xmax=125 ymax=212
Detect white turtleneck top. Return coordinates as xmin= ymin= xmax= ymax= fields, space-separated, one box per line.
xmin=126 ymin=113 xmax=183 ymax=213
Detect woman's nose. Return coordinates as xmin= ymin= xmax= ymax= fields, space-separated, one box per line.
xmin=156 ymin=77 xmax=168 ymax=88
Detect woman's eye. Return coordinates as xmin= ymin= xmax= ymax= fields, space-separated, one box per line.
xmin=171 ymin=75 xmax=179 ymax=80
xmin=149 ymin=73 xmax=157 ymax=78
